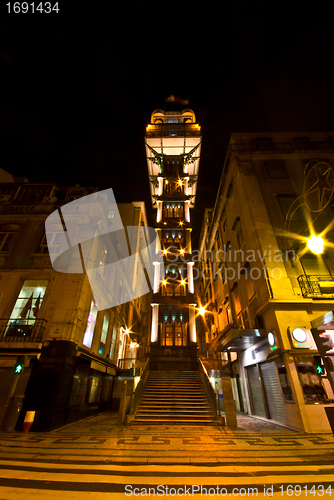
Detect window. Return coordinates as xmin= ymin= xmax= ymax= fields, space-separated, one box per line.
xmin=226 ymin=303 xmax=233 ymax=324
xmin=87 ymin=374 xmax=102 ymax=403
xmin=295 ymin=355 xmax=327 ymax=403
xmin=265 ymin=160 xmax=289 ymax=179
xmin=232 ymin=217 xmax=244 ymax=248
xmin=276 ymin=356 xmax=294 ymax=403
xmin=300 ymin=253 xmax=330 ymax=276
xmin=277 ymin=195 xmax=307 ymax=233
xmin=0 ymin=224 xmax=20 ymax=252
xmin=69 ymin=370 xmax=89 ymax=406
xmin=83 ymin=301 xmax=98 ymax=348
xmin=231 ymin=283 xmax=241 ymax=315
xmin=109 ymin=319 xmax=119 ymax=361
xmin=98 ymin=244 xmax=108 ymax=277
xmin=38 ymin=223 xmax=64 ymax=254
xmin=161 ymin=322 xmax=187 ymax=346
xmin=241 ymin=262 xmax=256 ymax=301
xmin=10 ymin=280 xmax=48 ymax=320
xmin=99 ymin=311 xmax=110 ymax=354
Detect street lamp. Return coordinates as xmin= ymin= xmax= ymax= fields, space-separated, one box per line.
xmin=198 ymin=306 xmax=206 ymax=316
xmin=307 ymin=234 xmax=324 ymax=255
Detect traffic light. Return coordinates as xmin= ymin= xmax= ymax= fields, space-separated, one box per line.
xmin=311 ymin=328 xmax=333 ymax=355
xmin=13 ymin=355 xmax=25 ymax=374
xmin=314 ymin=356 xmax=325 ymax=375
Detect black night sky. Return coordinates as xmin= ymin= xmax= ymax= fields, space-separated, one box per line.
xmin=1 ymin=2 xmax=334 ymax=245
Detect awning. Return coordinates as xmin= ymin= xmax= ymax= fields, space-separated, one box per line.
xmin=311 ymin=311 xmax=334 ymax=330
xmin=212 ymin=327 xmax=266 ymax=352
xmin=77 ymin=348 xmax=117 ymax=375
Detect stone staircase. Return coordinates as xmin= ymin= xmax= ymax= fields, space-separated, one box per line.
xmin=134 ymin=370 xmax=217 ymax=425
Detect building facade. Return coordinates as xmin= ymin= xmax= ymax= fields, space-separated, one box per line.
xmin=0 ymin=173 xmax=152 ymax=431
xmin=145 ymin=107 xmax=201 ymax=370
xmin=197 ymin=132 xmax=334 ymax=432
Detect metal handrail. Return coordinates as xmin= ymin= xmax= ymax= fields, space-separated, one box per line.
xmin=117 ymin=358 xmax=138 ymax=369
xmin=198 ymin=358 xmax=219 ymax=416
xmin=0 ymin=318 xmax=47 ymax=342
xmin=298 ymin=275 xmax=334 ymax=298
xmin=129 ymin=357 xmax=150 ymax=416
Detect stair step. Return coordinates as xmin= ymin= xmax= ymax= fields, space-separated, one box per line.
xmin=134 ymin=369 xmax=216 ymax=424
xmin=139 ymin=402 xmax=211 ymax=406
xmin=136 ymin=413 xmax=213 ymax=420
xmin=133 ymin=419 xmax=217 ymax=425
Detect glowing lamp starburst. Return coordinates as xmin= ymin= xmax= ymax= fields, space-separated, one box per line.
xmin=307 ymin=234 xmax=324 ymax=255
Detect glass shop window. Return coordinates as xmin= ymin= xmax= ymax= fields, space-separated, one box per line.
xmin=100 ymin=376 xmax=113 ymax=402
xmin=82 ymin=301 xmax=98 ymax=348
xmin=69 ymin=370 xmax=89 ymax=406
xmin=276 ymin=356 xmax=294 ymax=403
xmin=87 ymin=374 xmax=102 ymax=403
xmin=295 ymin=355 xmax=327 ymax=403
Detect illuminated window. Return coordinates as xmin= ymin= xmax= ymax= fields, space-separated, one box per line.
xmin=109 ymin=319 xmax=119 ymax=360
xmin=161 ymin=322 xmax=186 ymax=346
xmin=83 ymin=301 xmax=98 ymax=348
xmin=10 ymin=280 xmax=48 ymax=320
xmin=99 ymin=311 xmax=110 ymax=354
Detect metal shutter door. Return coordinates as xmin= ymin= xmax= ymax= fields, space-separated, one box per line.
xmin=246 ymin=365 xmax=266 ymax=417
xmin=260 ymin=362 xmax=286 ymax=424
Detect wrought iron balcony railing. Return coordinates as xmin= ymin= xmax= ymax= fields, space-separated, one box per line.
xmin=0 ymin=318 xmax=47 ymax=342
xmin=297 ymin=275 xmax=334 ymax=298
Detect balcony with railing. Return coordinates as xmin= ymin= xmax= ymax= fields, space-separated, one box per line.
xmin=146 ymin=123 xmax=201 ymax=137
xmin=298 ymin=275 xmax=334 ymax=299
xmin=0 ymin=318 xmax=47 ymax=343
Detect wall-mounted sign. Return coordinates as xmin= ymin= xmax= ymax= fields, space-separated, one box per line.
xmin=288 ymin=327 xmax=311 ymax=348
xmin=268 ymin=331 xmax=277 ymax=351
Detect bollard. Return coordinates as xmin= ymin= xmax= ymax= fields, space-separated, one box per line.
xmin=23 ymin=411 xmax=35 ymax=433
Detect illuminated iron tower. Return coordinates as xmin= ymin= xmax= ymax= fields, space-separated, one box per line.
xmin=145 ymin=105 xmax=201 ymax=369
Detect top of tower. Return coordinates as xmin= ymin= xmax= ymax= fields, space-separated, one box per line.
xmin=150 ymin=108 xmax=197 ymax=125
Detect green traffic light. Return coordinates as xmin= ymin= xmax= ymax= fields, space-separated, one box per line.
xmin=316 ymin=365 xmax=325 ymax=375
xmin=14 ymin=364 xmax=23 ymax=374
